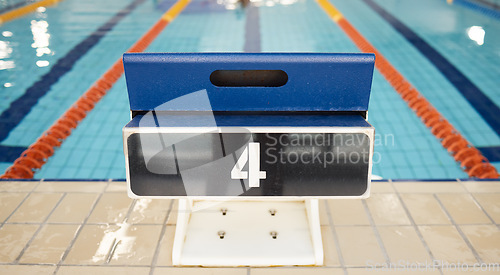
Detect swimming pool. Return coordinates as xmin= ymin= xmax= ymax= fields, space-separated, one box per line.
xmin=0 ymin=0 xmax=499 ymax=179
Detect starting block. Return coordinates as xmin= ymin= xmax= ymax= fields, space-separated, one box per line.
xmin=122 ymin=53 xmax=375 ymax=266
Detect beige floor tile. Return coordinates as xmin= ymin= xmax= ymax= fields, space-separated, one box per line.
xmin=106 ymin=181 xmax=127 ymax=192
xmin=35 ymin=181 xmax=107 ymax=193
xmin=64 ymin=224 xmax=120 ymax=265
xmin=473 ymin=194 xmax=500 ymax=224
xmin=460 ymin=225 xmax=500 ymax=263
xmin=348 ymin=269 xmax=441 ymax=274
xmin=250 ymin=267 xmax=343 ymax=275
xmin=366 ymin=194 xmax=411 ymax=225
xmin=393 ymin=182 xmax=466 ymax=193
xmin=0 ymin=181 xmax=38 ymax=192
xmin=0 ymin=192 xmax=28 ymax=222
xmin=154 ymin=267 xmax=248 ymax=275
xmin=57 ymin=266 xmax=150 ymax=275
xmin=377 ymin=226 xmax=431 ymax=264
xmin=48 ymin=193 xmax=99 ymax=223
xmin=400 ymin=194 xmax=451 ymax=225
xmin=321 ymin=226 xmax=340 ymax=267
xmin=443 ymin=271 xmax=500 ymax=275
xmin=156 ymin=226 xmax=176 ymax=266
xmin=108 ymin=224 xmax=162 ymax=265
xmin=327 ymin=200 xmax=370 ymax=225
xmin=418 ymin=226 xmax=476 ymax=264
xmin=8 ymin=193 xmax=63 ymax=223
xmin=335 ymin=226 xmax=386 ymax=267
xmin=370 ymin=181 xmax=394 ymax=193
xmin=19 ymin=224 xmax=79 ymax=264
xmin=87 ymin=193 xmax=133 ymax=224
xmin=319 ymin=200 xmax=329 ymax=226
xmin=0 ymin=224 xmax=38 ymax=263
xmin=66 ymin=224 xmax=161 ymax=266
xmin=461 ymin=181 xmax=500 ymax=193
xmin=129 ymin=199 xmax=172 ymax=224
xmin=437 ymin=194 xmax=490 ymax=224
xmin=0 ymin=265 xmax=56 ymax=274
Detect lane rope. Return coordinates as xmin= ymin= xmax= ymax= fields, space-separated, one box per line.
xmin=0 ymin=0 xmax=63 ymax=24
xmin=317 ymin=0 xmax=499 ymax=179
xmin=1 ymin=0 xmax=191 ymax=179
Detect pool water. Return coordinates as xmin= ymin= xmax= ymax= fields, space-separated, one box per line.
xmin=0 ymin=0 xmax=499 ymax=179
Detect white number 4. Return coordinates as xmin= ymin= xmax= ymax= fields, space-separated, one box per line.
xmin=231 ymin=142 xmax=266 ymax=188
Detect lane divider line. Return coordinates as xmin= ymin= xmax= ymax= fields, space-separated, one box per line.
xmin=316 ymin=0 xmax=499 ymax=179
xmin=1 ymin=0 xmax=191 ymax=179
xmin=0 ymin=0 xmax=62 ymax=24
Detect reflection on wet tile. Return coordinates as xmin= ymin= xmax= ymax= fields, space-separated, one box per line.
xmin=321 ymin=226 xmax=340 ymax=267
xmin=419 ymin=226 xmax=476 ymax=264
xmin=0 ymin=265 xmax=56 ymax=274
xmin=378 ymin=226 xmax=431 ymax=263
xmin=327 ymin=200 xmax=370 ymax=225
xmin=108 ymin=224 xmax=162 ymax=265
xmin=0 ymin=192 xmax=28 ymax=222
xmin=0 ymin=224 xmax=38 ymax=263
xmin=156 ymin=226 xmax=176 ymax=267
xmin=8 ymin=193 xmax=63 ymax=223
xmin=437 ymin=194 xmax=490 ymax=224
xmin=48 ymin=193 xmax=98 ymax=223
xmin=335 ymin=226 xmax=385 ymax=266
xmin=0 ymin=181 xmax=38 ymax=192
xmin=36 ymin=181 xmax=107 ymax=193
xmin=64 ymin=223 xmax=162 ymax=266
xmin=64 ymin=224 xmax=120 ymax=265
xmin=366 ymin=194 xmax=411 ymax=225
xmin=57 ymin=266 xmax=150 ymax=275
xmin=20 ymin=224 xmax=79 ymax=264
xmin=393 ymin=182 xmax=466 ymax=193
xmin=461 ymin=225 xmax=500 ymax=263
xmin=400 ymin=194 xmax=451 ymax=225
xmin=87 ymin=193 xmax=133 ymax=224
xmin=154 ymin=268 xmax=249 ymax=275
xmin=249 ymin=268 xmax=343 ymax=275
xmin=129 ymin=199 xmax=171 ymax=224
xmin=473 ymin=194 xmax=500 ymax=224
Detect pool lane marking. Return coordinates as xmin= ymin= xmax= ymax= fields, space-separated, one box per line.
xmin=0 ymin=0 xmax=62 ymax=24
xmin=244 ymin=2 xmax=261 ymax=52
xmin=363 ymin=0 xmax=500 ymax=137
xmin=316 ymin=0 xmax=499 ymax=179
xmin=1 ymin=0 xmax=192 ymax=178
xmin=452 ymin=0 xmax=500 ymax=20
xmin=0 ymin=0 xmax=148 ymax=164
xmin=0 ymin=0 xmax=34 ymax=15
xmin=362 ymin=0 xmax=500 ymax=161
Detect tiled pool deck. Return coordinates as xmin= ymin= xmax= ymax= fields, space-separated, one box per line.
xmin=0 ymin=180 xmax=499 ymax=274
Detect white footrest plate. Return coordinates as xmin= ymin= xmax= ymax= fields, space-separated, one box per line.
xmin=172 ymin=199 xmax=323 ymax=266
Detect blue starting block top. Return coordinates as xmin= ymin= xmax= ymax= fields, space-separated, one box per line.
xmin=123 ymin=53 xmax=375 ymax=112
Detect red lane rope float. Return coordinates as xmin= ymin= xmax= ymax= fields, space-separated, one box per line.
xmin=316 ymin=0 xmax=498 ymax=179
xmin=1 ymin=0 xmax=191 ymax=179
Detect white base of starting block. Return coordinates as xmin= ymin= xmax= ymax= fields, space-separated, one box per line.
xmin=172 ymin=199 xmax=323 ymax=266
